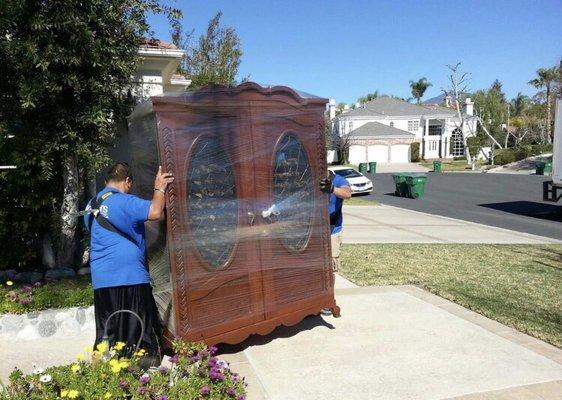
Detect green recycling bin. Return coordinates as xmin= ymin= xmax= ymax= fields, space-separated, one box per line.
xmin=543 ymin=161 xmax=552 ymax=174
xmin=392 ymin=173 xmax=409 ymax=197
xmin=368 ymin=162 xmax=377 ymax=174
xmin=359 ymin=163 xmax=368 ymax=174
xmin=433 ymin=161 xmax=442 ymax=173
xmin=535 ymin=161 xmax=546 ymax=175
xmin=406 ymin=174 xmax=428 ymax=199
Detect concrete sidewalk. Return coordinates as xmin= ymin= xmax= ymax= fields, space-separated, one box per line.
xmin=221 ymin=275 xmax=562 ymax=400
xmin=343 ymin=204 xmax=562 ymax=244
xmin=373 ymin=163 xmax=431 ymax=173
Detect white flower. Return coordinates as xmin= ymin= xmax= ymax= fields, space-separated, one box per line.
xmin=39 ymin=374 xmax=52 ymax=383
xmin=33 ymin=367 xmax=44 ymax=375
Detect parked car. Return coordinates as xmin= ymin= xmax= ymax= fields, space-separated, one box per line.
xmin=329 ymin=166 xmax=373 ymax=195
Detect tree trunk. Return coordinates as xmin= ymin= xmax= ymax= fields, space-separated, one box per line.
xmin=57 ymin=153 xmax=80 ymax=268
xmin=40 ymin=232 xmax=56 ymax=269
xmin=546 ymin=86 xmax=552 ymax=143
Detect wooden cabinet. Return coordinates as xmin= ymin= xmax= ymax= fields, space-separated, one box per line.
xmin=128 ymin=83 xmax=340 ymax=346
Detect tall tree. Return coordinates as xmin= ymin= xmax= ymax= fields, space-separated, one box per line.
xmin=510 ymin=92 xmax=530 ymax=117
xmin=528 ymin=66 xmax=559 ymax=143
xmin=0 ymin=0 xmax=180 ymax=269
xmin=175 ymin=12 xmax=242 ymax=88
xmin=409 ymin=78 xmax=432 ymax=104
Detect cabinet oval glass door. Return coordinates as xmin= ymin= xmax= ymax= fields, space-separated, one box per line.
xmin=187 ymin=136 xmax=238 ymax=269
xmin=273 ymin=133 xmax=314 ymax=251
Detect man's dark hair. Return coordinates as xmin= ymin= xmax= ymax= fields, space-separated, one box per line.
xmin=105 ymin=162 xmax=132 ymax=182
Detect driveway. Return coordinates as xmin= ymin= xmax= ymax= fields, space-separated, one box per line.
xmin=362 ymin=172 xmax=562 ymax=240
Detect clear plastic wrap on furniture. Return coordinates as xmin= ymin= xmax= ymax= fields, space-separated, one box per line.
xmin=127 ymin=82 xmax=340 ymax=346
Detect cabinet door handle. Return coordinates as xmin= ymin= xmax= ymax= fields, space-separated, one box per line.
xmin=247 ymin=211 xmax=255 ymax=226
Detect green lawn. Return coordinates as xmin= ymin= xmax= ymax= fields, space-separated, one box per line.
xmin=339 ymin=244 xmax=562 ymax=347
xmin=419 ymin=160 xmax=486 ymax=172
xmin=0 ymin=276 xmax=93 ymax=314
xmin=346 ymin=196 xmax=380 ymax=206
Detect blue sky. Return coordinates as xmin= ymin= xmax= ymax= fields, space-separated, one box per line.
xmin=148 ymin=0 xmax=562 ymax=104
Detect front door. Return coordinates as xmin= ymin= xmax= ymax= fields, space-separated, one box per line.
xmin=159 ymin=109 xmax=265 ymax=340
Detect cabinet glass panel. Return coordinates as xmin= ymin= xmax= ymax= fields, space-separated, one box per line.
xmin=273 ymin=134 xmax=314 ymax=251
xmin=187 ymin=137 xmax=238 ymax=268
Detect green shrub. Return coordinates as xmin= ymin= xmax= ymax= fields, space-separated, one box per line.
xmin=494 ymin=149 xmax=516 ymax=165
xmin=0 ymin=340 xmax=247 ymax=400
xmin=411 ymin=142 xmax=420 ymax=162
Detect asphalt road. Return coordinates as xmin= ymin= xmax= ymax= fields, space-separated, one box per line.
xmin=362 ymin=172 xmax=562 ymax=240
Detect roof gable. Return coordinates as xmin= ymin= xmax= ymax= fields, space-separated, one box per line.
xmin=350 ymin=121 xmax=415 ymax=138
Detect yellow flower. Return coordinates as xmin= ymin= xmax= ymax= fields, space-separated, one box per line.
xmin=61 ymin=389 xmax=68 ymax=397
xmin=96 ymin=342 xmax=108 ymax=353
xmin=6 ymin=281 xmax=13 ymax=286
xmin=113 ymin=342 xmax=125 ymax=351
xmin=134 ymin=349 xmax=146 ymax=357
xmin=109 ymin=359 xmax=121 ymax=373
xmin=71 ymin=364 xmax=80 ymax=373
xmin=76 ymin=353 xmax=85 ymax=361
xmin=83 ymin=346 xmax=92 ymax=353
xmin=104 ymin=392 xmax=112 ymax=399
xmin=67 ymin=389 xmax=79 ymax=399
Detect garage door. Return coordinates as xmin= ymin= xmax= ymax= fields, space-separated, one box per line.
xmin=368 ymin=145 xmax=389 ymax=163
xmin=349 ymin=145 xmax=367 ymax=164
xmin=390 ymin=144 xmax=410 ymax=163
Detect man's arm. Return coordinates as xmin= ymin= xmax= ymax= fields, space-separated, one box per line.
xmin=333 ymin=185 xmax=352 ymax=199
xmin=148 ymin=166 xmax=174 ymax=221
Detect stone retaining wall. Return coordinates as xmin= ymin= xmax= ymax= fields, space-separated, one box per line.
xmin=0 ymin=306 xmax=95 ymax=340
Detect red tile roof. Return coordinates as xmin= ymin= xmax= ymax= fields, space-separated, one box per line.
xmin=140 ymin=38 xmax=178 ymax=50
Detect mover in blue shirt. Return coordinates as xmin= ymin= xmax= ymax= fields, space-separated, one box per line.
xmin=320 ymin=170 xmax=352 ymax=272
xmin=84 ymin=162 xmax=173 ymax=362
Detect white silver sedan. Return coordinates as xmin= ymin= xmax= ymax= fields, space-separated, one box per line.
xmin=329 ymin=166 xmax=373 ymax=195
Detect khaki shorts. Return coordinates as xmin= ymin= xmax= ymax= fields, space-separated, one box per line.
xmin=331 ymin=232 xmax=342 ymax=271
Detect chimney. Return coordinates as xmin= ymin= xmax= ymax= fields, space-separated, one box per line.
xmin=445 ymin=95 xmax=452 ymax=108
xmin=355 ymin=102 xmax=361 ymax=109
xmin=464 ymin=98 xmax=474 ymax=116
xmin=328 ymin=99 xmax=336 ymax=120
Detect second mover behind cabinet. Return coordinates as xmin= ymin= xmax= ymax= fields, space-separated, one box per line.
xmin=127 ymin=82 xmax=340 ymax=346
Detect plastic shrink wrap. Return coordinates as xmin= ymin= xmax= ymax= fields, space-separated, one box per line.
xmin=127 ymin=82 xmax=340 ymax=346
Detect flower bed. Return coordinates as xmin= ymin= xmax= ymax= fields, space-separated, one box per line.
xmin=0 ymin=340 xmax=247 ymax=400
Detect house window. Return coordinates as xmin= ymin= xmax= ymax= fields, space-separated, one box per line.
xmin=408 ymin=120 xmax=419 ymax=132
xmin=389 ymin=122 xmax=394 ymax=128
xmin=452 ymin=128 xmax=464 ymax=156
xmin=428 ymin=125 xmax=441 ymax=136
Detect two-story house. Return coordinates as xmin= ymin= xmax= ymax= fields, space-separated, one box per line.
xmin=330 ymin=96 xmax=476 ymax=164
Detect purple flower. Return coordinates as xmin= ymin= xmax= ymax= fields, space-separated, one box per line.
xmin=22 ymin=285 xmax=33 ymax=293
xmin=199 ymin=349 xmax=210 ymax=358
xmin=139 ymin=373 xmax=150 ymax=385
xmin=238 ymin=396 xmax=247 ymax=400
xmin=199 ymin=386 xmax=210 ymax=396
xmin=19 ymin=296 xmax=33 ymax=305
xmin=137 ymin=387 xmax=146 ymax=395
xmin=226 ymin=387 xmax=236 ymax=397
xmin=119 ymin=380 xmax=129 ymax=390
xmin=33 ymin=282 xmax=42 ymax=288
xmin=209 ymin=368 xmax=224 ymax=382
xmin=169 ymin=355 xmax=178 ymax=364
xmin=190 ymin=354 xmax=201 ymax=363
xmin=208 ymin=345 xmax=218 ymax=355
xmin=158 ymin=366 xmax=169 ymax=374
xmin=157 ymin=396 xmax=168 ymax=400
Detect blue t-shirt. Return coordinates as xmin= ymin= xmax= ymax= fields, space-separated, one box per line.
xmin=84 ymin=187 xmax=151 ymax=289
xmin=329 ymin=175 xmax=349 ymax=235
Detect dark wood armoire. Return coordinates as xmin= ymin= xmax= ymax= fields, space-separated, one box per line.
xmin=127 ymin=82 xmax=339 ymax=346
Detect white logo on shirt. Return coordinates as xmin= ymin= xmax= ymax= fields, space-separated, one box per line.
xmin=99 ymin=205 xmax=109 ymax=218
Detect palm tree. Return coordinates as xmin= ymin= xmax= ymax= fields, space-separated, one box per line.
xmin=510 ymin=92 xmax=529 ymax=117
xmin=409 ymin=78 xmax=432 ymax=104
xmin=529 ymin=67 xmax=559 ymax=142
